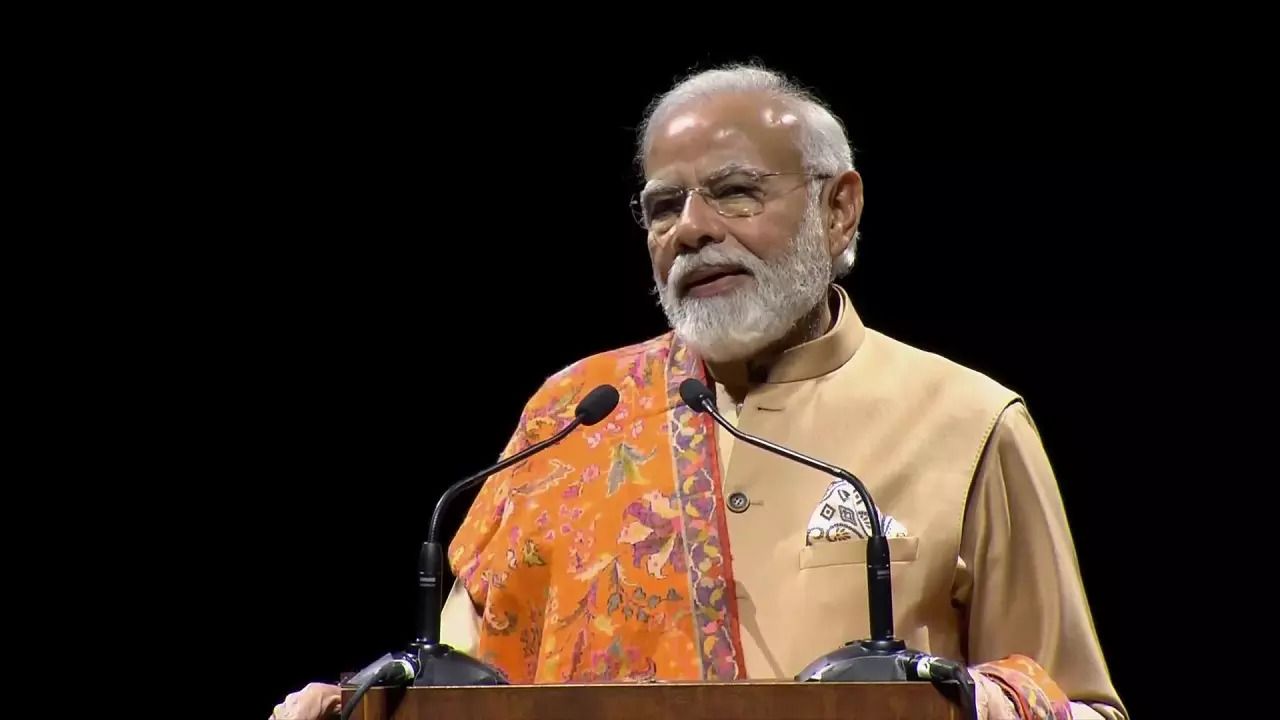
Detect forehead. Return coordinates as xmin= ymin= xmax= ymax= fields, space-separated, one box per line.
xmin=643 ymin=92 xmax=805 ymax=187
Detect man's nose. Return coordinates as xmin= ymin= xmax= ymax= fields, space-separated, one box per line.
xmin=670 ymin=191 xmax=724 ymax=254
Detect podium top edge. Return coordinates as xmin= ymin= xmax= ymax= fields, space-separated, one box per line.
xmin=339 ymin=681 xmax=932 ymax=689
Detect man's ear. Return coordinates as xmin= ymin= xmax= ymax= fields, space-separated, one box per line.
xmin=826 ymin=170 xmax=863 ymax=257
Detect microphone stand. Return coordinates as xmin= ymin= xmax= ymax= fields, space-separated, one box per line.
xmin=339 ymin=424 xmax=585 ymax=700
xmin=406 ymin=540 xmax=510 ymax=685
xmin=694 ymin=396 xmax=907 ymax=677
xmin=337 ymin=385 xmax=620 ymax=719
xmin=408 ymin=413 xmax=596 ymax=686
xmin=358 ymin=384 xmax=619 ymax=690
xmin=681 ymin=380 xmax=978 ymax=720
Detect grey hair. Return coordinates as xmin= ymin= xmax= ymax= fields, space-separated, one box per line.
xmin=637 ymin=62 xmax=860 ymax=279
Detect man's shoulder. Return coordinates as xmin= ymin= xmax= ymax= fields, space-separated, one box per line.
xmin=529 ymin=332 xmax=675 ymax=402
xmin=552 ymin=332 xmax=674 ymax=376
xmin=861 ymin=327 xmax=1022 ymax=407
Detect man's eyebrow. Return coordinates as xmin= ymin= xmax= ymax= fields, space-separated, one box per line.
xmin=640 ymin=178 xmax=679 ymax=198
xmin=704 ymin=161 xmax=767 ymax=183
xmin=641 ymin=162 xmax=768 ymax=198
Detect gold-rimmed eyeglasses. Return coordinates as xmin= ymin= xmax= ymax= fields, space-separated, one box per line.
xmin=630 ymin=170 xmax=831 ymax=234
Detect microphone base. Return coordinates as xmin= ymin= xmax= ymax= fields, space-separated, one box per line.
xmin=410 ymin=642 xmax=510 ymax=686
xmin=794 ymin=639 xmax=920 ymax=683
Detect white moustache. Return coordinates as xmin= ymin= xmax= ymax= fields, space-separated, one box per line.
xmin=667 ymin=245 xmax=761 ymax=291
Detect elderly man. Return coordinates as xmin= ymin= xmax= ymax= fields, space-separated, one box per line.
xmin=271 ymin=64 xmax=1126 ymax=720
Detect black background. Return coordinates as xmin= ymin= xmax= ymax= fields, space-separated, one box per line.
xmin=180 ymin=36 xmax=1223 ymax=718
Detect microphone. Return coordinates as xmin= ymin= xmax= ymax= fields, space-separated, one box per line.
xmin=338 ymin=658 xmax=415 ymax=720
xmin=411 ymin=382 xmax=620 ymax=685
xmin=338 ymin=384 xmax=620 ymax=716
xmin=678 ymin=378 xmax=939 ymax=685
xmin=899 ymin=652 xmax=979 ymax=720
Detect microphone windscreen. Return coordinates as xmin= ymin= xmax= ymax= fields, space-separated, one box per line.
xmin=575 ymin=384 xmax=620 ymax=426
xmin=678 ymin=378 xmax=714 ymax=411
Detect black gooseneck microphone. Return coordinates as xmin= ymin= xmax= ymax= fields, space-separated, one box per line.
xmin=678 ymin=378 xmax=897 ymax=653
xmin=337 ymin=384 xmax=621 ymax=719
xmin=677 ymin=378 xmax=977 ymax=720
xmin=411 ymin=382 xmax=621 ymax=685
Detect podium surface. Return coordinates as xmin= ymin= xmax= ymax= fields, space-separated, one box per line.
xmin=341 ymin=681 xmax=957 ymax=719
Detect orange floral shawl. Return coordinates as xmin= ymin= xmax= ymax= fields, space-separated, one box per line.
xmin=448 ymin=333 xmax=1073 ymax=718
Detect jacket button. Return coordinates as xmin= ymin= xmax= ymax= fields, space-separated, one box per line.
xmin=727 ymin=492 xmax=749 ymax=513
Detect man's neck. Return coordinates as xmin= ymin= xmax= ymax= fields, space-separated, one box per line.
xmin=706 ymin=289 xmax=836 ymax=403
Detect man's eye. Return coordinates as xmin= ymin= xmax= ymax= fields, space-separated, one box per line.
xmin=715 ymin=184 xmax=759 ymax=197
xmin=648 ymin=198 xmax=682 ymax=217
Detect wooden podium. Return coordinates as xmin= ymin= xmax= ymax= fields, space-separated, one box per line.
xmin=340 ymin=681 xmax=958 ymax=719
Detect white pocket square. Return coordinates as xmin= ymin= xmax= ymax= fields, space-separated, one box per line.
xmin=807 ymin=479 xmax=908 ymax=545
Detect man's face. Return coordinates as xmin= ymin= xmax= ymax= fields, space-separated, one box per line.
xmin=641 ymin=92 xmax=840 ymax=363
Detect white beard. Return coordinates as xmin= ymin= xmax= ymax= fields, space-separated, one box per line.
xmin=654 ymin=198 xmax=832 ymax=363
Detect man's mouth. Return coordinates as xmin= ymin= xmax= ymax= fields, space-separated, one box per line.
xmin=678 ymin=265 xmax=752 ymax=295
